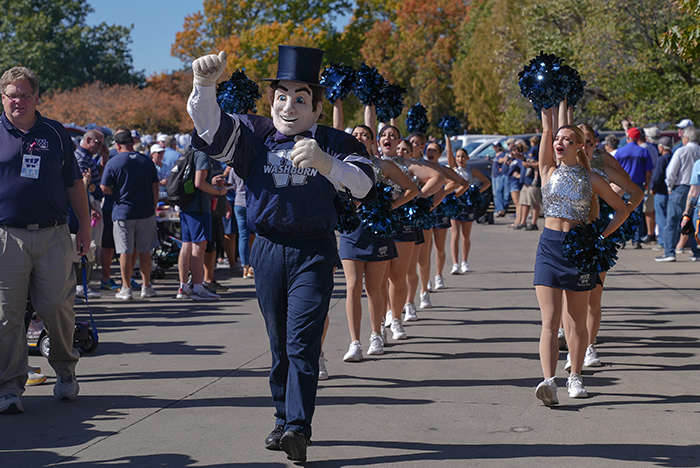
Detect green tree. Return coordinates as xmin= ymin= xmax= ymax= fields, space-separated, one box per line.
xmin=519 ymin=0 xmax=700 ymax=129
xmin=453 ymin=0 xmax=534 ymax=134
xmin=0 ymin=0 xmax=143 ymax=93
xmin=661 ymin=0 xmax=700 ymax=61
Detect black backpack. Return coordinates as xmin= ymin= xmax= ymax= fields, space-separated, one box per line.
xmin=166 ymin=149 xmax=197 ymax=206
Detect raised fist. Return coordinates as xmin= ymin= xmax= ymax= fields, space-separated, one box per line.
xmin=192 ymin=51 xmax=227 ymax=87
xmin=291 ymin=137 xmax=334 ymax=176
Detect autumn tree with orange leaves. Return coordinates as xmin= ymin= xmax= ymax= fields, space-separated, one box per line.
xmin=360 ymin=0 xmax=467 ymax=134
xmin=40 ymin=73 xmax=194 ymax=135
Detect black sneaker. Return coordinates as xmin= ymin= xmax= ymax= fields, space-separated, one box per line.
xmin=526 ymin=224 xmax=539 ymax=231
xmin=280 ymin=429 xmax=310 ymax=462
xmin=264 ymin=425 xmax=284 ymax=451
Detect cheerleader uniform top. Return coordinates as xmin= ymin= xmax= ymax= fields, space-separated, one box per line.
xmin=589 ymin=149 xmax=610 ymax=183
xmin=454 ymin=165 xmax=474 ymax=185
xmin=541 ymin=163 xmax=592 ymax=223
xmin=381 ymin=155 xmax=418 ymax=196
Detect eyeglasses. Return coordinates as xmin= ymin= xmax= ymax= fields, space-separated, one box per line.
xmin=3 ymin=92 xmax=35 ymax=102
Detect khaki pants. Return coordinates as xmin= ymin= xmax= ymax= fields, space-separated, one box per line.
xmin=0 ymin=224 xmax=79 ymax=397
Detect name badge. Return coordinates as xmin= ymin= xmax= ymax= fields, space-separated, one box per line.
xmin=21 ymin=154 xmax=41 ymax=179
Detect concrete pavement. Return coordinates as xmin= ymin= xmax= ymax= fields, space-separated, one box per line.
xmin=2 ymin=216 xmax=699 ymax=467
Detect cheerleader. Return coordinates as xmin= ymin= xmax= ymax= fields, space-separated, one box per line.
xmin=403 ymin=134 xmax=464 ymax=314
xmin=560 ymin=124 xmax=643 ymax=370
xmin=534 ymin=101 xmax=628 ymax=405
xmin=339 ymin=125 xmax=419 ymax=361
xmin=445 ymin=136 xmax=491 ymax=274
xmin=382 ymin=132 xmax=443 ymax=339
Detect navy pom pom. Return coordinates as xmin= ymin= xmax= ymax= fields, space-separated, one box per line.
xmin=320 ymin=63 xmax=356 ymax=103
xmin=459 ymin=185 xmax=485 ymax=208
xmin=399 ymin=196 xmax=434 ymax=230
xmin=599 ymin=199 xmax=641 ymax=244
xmin=559 ymin=64 xmax=587 ymax=108
xmin=563 ymin=221 xmax=620 ymax=274
xmin=376 ymin=83 xmax=407 ymax=122
xmin=438 ymin=116 xmax=461 ymax=137
xmin=216 ymin=69 xmax=262 ymax=115
xmin=357 ymin=182 xmax=402 ymax=237
xmin=406 ymin=103 xmax=429 ymax=134
xmin=518 ymin=52 xmax=586 ymax=112
xmin=354 ymin=64 xmax=386 ymax=106
xmin=440 ymin=193 xmax=462 ymax=219
xmin=334 ymin=195 xmax=360 ymax=234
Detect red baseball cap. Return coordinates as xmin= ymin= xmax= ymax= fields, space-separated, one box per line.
xmin=626 ymin=127 xmax=641 ymax=140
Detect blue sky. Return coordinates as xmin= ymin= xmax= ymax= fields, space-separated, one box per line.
xmin=86 ymin=0 xmax=202 ymax=76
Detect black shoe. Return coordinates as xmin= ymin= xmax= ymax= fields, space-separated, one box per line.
xmin=280 ymin=429 xmax=310 ymax=462
xmin=634 ymin=242 xmax=643 ymax=249
xmin=525 ymin=224 xmax=539 ymax=231
xmin=264 ymin=425 xmax=284 ymax=451
xmin=641 ymin=234 xmax=655 ymax=243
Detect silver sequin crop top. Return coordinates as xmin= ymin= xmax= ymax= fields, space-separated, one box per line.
xmin=454 ymin=165 xmax=473 ymax=184
xmin=589 ymin=149 xmax=609 ymax=183
xmin=541 ymin=163 xmax=593 ymax=222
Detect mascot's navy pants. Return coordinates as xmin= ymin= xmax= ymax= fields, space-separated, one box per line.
xmin=251 ymin=234 xmax=336 ymax=440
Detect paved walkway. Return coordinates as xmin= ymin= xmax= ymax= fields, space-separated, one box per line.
xmin=2 ymin=217 xmax=699 ymax=467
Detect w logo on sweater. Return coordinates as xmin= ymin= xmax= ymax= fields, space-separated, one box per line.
xmin=264 ymin=150 xmax=318 ymax=188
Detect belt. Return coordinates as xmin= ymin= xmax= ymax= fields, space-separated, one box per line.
xmin=0 ymin=218 xmax=68 ymax=230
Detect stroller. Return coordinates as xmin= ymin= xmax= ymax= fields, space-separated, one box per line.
xmin=151 ymin=222 xmax=182 ymax=280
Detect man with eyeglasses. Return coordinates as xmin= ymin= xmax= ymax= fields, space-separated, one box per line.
xmin=0 ymin=66 xmax=91 ymax=414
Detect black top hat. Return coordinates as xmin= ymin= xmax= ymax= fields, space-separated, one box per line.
xmin=263 ymin=45 xmax=325 ymax=87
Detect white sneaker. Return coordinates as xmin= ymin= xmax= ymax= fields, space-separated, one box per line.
xmin=115 ymin=287 xmax=133 ymax=301
xmin=434 ymin=275 xmax=446 ymax=290
xmin=390 ymin=318 xmax=407 ymax=340
xmin=76 ymin=285 xmax=101 ymax=298
xmin=535 ymin=378 xmax=559 ymax=406
xmin=140 ymin=285 xmax=157 ymax=298
xmin=343 ymin=340 xmax=363 ymax=362
xmin=191 ymin=287 xmax=220 ymax=301
xmin=419 ymin=291 xmax=432 ymax=309
xmin=564 ymin=353 xmax=572 ymax=372
xmin=385 ymin=310 xmax=393 ymax=324
xmin=26 ymin=369 xmax=47 ymax=386
xmin=54 ymin=374 xmax=79 ymax=400
xmin=404 ymin=302 xmax=417 ymax=321
xmin=584 ymin=345 xmax=602 ymax=367
xmin=367 ymin=332 xmax=384 ymax=355
xmin=450 ymin=263 xmax=460 ymax=275
xmin=176 ymin=286 xmax=193 ymax=299
xmin=460 ymin=261 xmax=471 ymax=273
xmin=318 ymin=352 xmax=328 ymax=380
xmin=558 ymin=328 xmax=567 ymax=350
xmin=380 ymin=322 xmax=388 ymax=345
xmin=567 ymin=373 xmax=588 ymax=398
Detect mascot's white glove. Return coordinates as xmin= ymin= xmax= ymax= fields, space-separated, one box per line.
xmin=291 ymin=137 xmax=334 ymax=176
xmin=192 ymin=51 xmax=227 ymax=87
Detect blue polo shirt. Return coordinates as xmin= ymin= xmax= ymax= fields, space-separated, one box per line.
xmin=0 ymin=111 xmax=80 ymax=226
xmin=101 ymin=151 xmax=159 ymax=221
xmin=613 ymin=141 xmax=653 ymax=184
